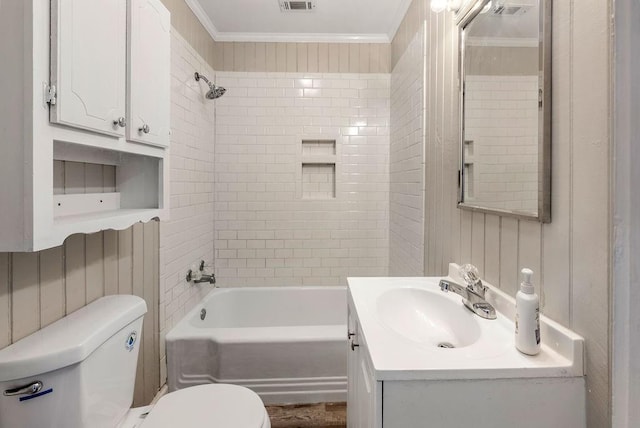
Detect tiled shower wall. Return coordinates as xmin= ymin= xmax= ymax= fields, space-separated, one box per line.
xmin=389 ymin=27 xmax=425 ymax=276
xmin=214 ymin=71 xmax=390 ymax=286
xmin=158 ymin=30 xmax=217 ymax=385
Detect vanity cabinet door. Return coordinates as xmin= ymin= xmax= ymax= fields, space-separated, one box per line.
xmin=51 ymin=0 xmax=127 ymax=137
xmin=347 ymin=310 xmax=359 ymax=427
xmin=347 ymin=312 xmax=381 ymax=428
xmin=126 ymin=0 xmax=170 ymax=147
xmin=355 ymin=349 xmax=379 ymax=428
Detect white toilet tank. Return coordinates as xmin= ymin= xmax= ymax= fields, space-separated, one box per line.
xmin=0 ymin=295 xmax=147 ymax=428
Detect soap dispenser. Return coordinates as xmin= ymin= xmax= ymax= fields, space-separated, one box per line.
xmin=515 ymin=268 xmax=541 ymax=355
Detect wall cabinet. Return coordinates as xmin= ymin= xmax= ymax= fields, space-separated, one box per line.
xmin=0 ymin=0 xmax=170 ymax=251
xmin=127 ymin=0 xmax=171 ymax=147
xmin=50 ymin=0 xmax=127 ymax=138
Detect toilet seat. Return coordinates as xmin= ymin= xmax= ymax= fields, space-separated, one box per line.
xmin=140 ymin=384 xmax=270 ymax=428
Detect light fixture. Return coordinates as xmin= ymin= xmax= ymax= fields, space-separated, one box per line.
xmin=430 ymin=0 xmax=448 ymax=13
xmin=448 ymin=0 xmax=462 ymax=11
xmin=430 ymin=0 xmax=462 ymax=13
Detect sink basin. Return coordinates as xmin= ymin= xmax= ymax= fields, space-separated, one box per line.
xmin=349 ymin=273 xmax=585 ymax=382
xmin=376 ymin=287 xmax=481 ymax=348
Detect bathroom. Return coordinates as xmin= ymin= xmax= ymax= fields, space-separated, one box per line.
xmin=0 ymin=0 xmax=638 ymax=427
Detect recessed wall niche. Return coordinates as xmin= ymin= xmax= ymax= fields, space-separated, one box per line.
xmin=301 ymin=140 xmax=337 ymax=200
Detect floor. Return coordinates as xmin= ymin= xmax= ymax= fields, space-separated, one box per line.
xmin=266 ymin=403 xmax=347 ymax=428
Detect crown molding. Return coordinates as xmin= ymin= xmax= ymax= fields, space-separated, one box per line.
xmin=213 ymin=32 xmax=390 ymax=43
xmin=185 ymin=0 xmax=391 ymax=44
xmin=185 ymin=0 xmax=220 ymax=40
xmin=466 ymin=36 xmax=538 ymax=47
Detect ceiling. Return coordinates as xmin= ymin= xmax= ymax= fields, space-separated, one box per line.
xmin=186 ymin=0 xmax=413 ymax=43
xmin=468 ymin=6 xmax=539 ymax=41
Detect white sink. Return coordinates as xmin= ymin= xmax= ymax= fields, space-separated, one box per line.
xmin=348 ymin=265 xmax=585 ymax=381
xmin=376 ymin=288 xmax=481 ymax=349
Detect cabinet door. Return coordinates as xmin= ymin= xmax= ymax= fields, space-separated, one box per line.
xmin=126 ymin=0 xmax=170 ymax=147
xmin=51 ymin=0 xmax=127 ymax=137
xmin=347 ymin=309 xmax=359 ymax=427
xmin=355 ymin=349 xmax=380 ymax=428
xmin=347 ymin=313 xmax=382 ymax=428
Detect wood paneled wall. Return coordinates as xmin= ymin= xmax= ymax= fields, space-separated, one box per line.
xmin=390 ymin=1 xmax=612 ymax=426
xmin=0 ymin=222 xmax=160 ymax=406
xmin=160 ymin=0 xmax=217 ymax=66
xmin=159 ymin=0 xmax=391 ymax=73
xmin=391 ymin=0 xmax=426 ymax=69
xmin=393 ymin=0 xmax=612 ymax=428
xmin=211 ymin=41 xmax=390 ymax=73
xmin=53 ymin=160 xmax=117 ymax=194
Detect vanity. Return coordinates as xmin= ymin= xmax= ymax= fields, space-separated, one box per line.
xmin=346 ymin=264 xmax=586 ymax=427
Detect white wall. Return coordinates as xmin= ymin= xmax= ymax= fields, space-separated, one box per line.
xmin=612 ymin=0 xmax=640 ymax=426
xmin=389 ymin=28 xmax=425 ymax=276
xmin=158 ymin=30 xmax=217 ymax=385
xmin=213 ymin=71 xmax=390 ymax=286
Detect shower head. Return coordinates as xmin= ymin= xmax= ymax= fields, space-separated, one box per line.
xmin=206 ymin=86 xmax=226 ymax=100
xmin=194 ymin=72 xmax=226 ymax=100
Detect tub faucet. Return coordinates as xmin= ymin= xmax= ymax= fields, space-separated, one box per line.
xmin=439 ymin=264 xmax=496 ymax=319
xmin=186 ymin=260 xmax=216 ymax=285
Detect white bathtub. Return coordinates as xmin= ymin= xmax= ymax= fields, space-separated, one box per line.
xmin=166 ymin=286 xmax=347 ymax=405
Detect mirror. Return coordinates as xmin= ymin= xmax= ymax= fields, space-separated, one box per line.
xmin=457 ymin=0 xmax=551 ymax=222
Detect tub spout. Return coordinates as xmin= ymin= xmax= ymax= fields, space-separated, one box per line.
xmin=195 ymin=273 xmax=216 ymax=284
xmin=186 ymin=270 xmax=216 ymax=284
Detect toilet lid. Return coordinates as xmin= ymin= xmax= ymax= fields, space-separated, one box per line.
xmin=140 ymin=384 xmax=268 ymax=428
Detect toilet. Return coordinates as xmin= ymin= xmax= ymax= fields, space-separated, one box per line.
xmin=0 ymin=295 xmax=270 ymax=428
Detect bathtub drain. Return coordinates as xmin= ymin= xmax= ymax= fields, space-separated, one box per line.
xmin=437 ymin=342 xmax=455 ymax=349
xmin=200 ymin=308 xmax=207 ymax=320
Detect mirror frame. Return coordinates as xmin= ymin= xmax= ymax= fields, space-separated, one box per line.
xmin=456 ymin=0 xmax=552 ymax=223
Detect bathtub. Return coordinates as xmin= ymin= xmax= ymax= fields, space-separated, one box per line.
xmin=166 ymin=286 xmax=347 ymax=405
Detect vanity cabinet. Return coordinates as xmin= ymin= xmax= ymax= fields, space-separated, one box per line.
xmin=347 ymin=276 xmax=587 ymax=428
xmin=0 ymin=0 xmax=170 ymax=251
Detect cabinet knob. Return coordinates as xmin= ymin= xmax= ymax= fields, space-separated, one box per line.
xmin=350 ymin=339 xmax=359 ymax=351
xmin=113 ymin=117 xmax=126 ymax=128
xmin=139 ymin=124 xmax=150 ymax=134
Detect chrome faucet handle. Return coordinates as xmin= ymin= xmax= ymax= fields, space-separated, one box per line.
xmin=458 ymin=264 xmax=480 ymax=286
xmin=458 ymin=264 xmax=486 ymax=296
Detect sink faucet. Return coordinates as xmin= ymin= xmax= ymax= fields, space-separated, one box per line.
xmin=439 ymin=265 xmax=496 ymax=320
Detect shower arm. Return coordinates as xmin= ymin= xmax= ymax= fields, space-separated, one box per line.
xmin=194 ymin=72 xmax=212 ymax=86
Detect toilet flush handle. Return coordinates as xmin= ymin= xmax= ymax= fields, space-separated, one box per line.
xmin=4 ymin=381 xmax=43 ymax=396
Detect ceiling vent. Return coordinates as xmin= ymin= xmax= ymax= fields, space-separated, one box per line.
xmin=279 ymin=1 xmax=316 ymax=12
